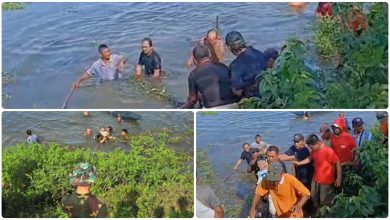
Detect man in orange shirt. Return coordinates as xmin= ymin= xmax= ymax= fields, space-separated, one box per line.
xmin=249 ymin=162 xmax=310 ymax=218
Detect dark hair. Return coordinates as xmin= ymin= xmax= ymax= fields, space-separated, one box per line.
xmin=306 ymin=134 xmax=321 ymax=146
xmin=267 ymin=145 xmax=280 ymax=154
xmin=108 ymin=126 xmax=113 ymax=133
xmin=96 ymin=133 xmax=103 ymax=141
xmin=242 ymin=142 xmax=250 ymax=148
xmin=141 ymin=38 xmax=153 ymax=47
xmin=26 ymin=129 xmax=32 ymax=135
xmin=193 ymin=45 xmax=210 ymax=62
xmin=122 ymin=129 xmax=128 ymax=134
xmin=98 ymin=44 xmax=109 ymax=53
xmin=255 ymin=134 xmax=261 ymax=139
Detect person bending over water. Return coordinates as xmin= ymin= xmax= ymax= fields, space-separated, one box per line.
xmin=73 ymin=44 xmax=126 ymax=88
xmin=135 ymin=38 xmax=162 ymax=79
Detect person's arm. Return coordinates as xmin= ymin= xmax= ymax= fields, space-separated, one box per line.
xmin=136 ymin=54 xmax=143 ymax=77
xmin=249 ymin=183 xmax=267 ymax=218
xmin=187 ymin=50 xmax=195 ymax=68
xmin=233 ymin=159 xmax=243 ymax=171
xmin=257 ymin=160 xmax=268 ymax=170
xmin=229 ymin=64 xmax=244 ymax=97
xmin=73 ymin=72 xmax=91 ymax=88
xmin=278 ymin=154 xmax=297 ymax=161
xmin=116 ymin=55 xmax=126 ymax=72
xmin=186 ymin=74 xmax=198 ymax=108
xmin=152 ymin=68 xmax=161 ymax=78
xmin=213 ymin=205 xmax=224 ymax=218
xmin=291 ymin=194 xmax=310 ymax=215
xmin=152 ymin=53 xmax=162 ymax=78
xmin=290 ymin=176 xmax=311 ymax=215
xmin=292 ymin=157 xmax=311 ymax=166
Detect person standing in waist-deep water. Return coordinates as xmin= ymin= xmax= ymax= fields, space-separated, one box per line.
xmin=26 ymin=129 xmax=40 ymax=144
xmin=61 ymin=162 xmax=108 ymax=218
xmin=185 ymin=45 xmax=238 ymax=109
xmin=135 ymin=38 xmax=162 ymax=79
xmin=73 ymin=44 xmax=126 ymax=88
xmin=225 ymin=31 xmax=267 ymax=99
xmin=187 ymin=28 xmax=224 ymax=68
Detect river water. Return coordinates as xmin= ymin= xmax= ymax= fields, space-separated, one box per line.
xmin=3 ymin=2 xmax=317 ymax=108
xmin=196 ymin=111 xmax=378 ymax=217
xmin=2 ymin=111 xmax=194 ymax=153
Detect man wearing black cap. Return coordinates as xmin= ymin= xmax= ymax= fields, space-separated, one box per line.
xmin=225 ymin=31 xmax=267 ymax=99
xmin=185 ymin=45 xmax=239 ymax=109
xmin=351 ymin=117 xmax=372 ymax=148
xmin=279 ymin=134 xmax=314 ymax=190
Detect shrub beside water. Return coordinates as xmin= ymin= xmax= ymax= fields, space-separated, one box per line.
xmin=2 ymin=132 xmax=194 ymax=218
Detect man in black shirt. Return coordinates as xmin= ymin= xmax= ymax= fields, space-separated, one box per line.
xmin=185 ymin=45 xmax=238 ymax=109
xmin=136 ymin=38 xmax=162 ymax=78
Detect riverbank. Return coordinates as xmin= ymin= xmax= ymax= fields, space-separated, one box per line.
xmin=2 ymin=130 xmax=194 ymax=217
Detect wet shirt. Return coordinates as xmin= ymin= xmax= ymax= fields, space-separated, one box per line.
xmin=240 ymin=148 xmax=265 ymax=164
xmin=187 ymin=62 xmax=238 ymax=108
xmin=27 ymin=135 xmax=39 ymax=144
xmin=86 ymin=54 xmax=123 ymax=80
xmin=229 ymin=46 xmax=267 ymax=98
xmin=138 ymin=50 xmax=162 ymax=75
xmin=351 ymin=129 xmax=372 ymax=147
xmin=250 ymin=141 xmax=268 ymax=149
xmin=256 ymin=173 xmax=310 ymax=217
xmin=311 ymin=146 xmax=339 ymax=185
xmin=285 ymin=146 xmax=314 ymax=187
xmin=61 ymin=192 xmax=108 ymax=218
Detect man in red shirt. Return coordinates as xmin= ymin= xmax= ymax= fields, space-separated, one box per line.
xmin=330 ymin=118 xmax=357 ymax=165
xmin=293 ymin=134 xmax=342 ymax=214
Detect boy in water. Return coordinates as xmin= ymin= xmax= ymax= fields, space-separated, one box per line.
xmin=26 ymin=129 xmax=40 ymax=144
xmin=120 ymin=129 xmax=128 ymax=137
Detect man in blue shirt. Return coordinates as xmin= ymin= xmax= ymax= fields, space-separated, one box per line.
xmin=279 ymin=134 xmax=314 ymax=189
xmin=351 ymin=117 xmax=372 ymax=147
xmin=225 ymin=31 xmax=267 ymax=99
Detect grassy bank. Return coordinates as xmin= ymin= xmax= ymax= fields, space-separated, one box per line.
xmin=2 ymin=131 xmax=194 ymax=218
xmin=2 ymin=2 xmax=26 ymax=10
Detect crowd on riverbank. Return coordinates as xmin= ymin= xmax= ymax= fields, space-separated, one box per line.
xmin=197 ymin=111 xmax=388 ymax=218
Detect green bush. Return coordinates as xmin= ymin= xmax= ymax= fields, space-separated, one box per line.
xmin=2 ymin=132 xmax=193 ymax=218
xmin=319 ymin=129 xmax=388 ymax=217
xmin=314 ymin=17 xmax=342 ymax=58
xmin=2 ymin=2 xmax=26 ymax=10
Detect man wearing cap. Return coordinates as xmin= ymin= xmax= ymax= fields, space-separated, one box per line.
xmin=351 ymin=117 xmax=372 ymax=148
xmin=225 ymin=31 xmax=267 ymax=99
xmin=185 ymin=45 xmax=239 ymax=109
xmin=293 ymin=134 xmax=342 ymax=215
xmin=330 ymin=117 xmax=356 ymax=165
xmin=279 ymin=134 xmax=314 ymax=190
xmin=320 ymin=123 xmax=332 ymax=146
xmin=376 ymin=112 xmax=388 ymax=140
xmin=249 ymin=162 xmax=310 ymax=218
xmin=61 ymin=162 xmax=108 ymax=218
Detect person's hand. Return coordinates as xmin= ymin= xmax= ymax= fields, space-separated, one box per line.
xmin=72 ymin=81 xmax=80 ymax=89
xmin=335 ymin=177 xmax=342 ymax=187
xmin=290 ymin=203 xmax=303 ymax=215
xmin=249 ymin=207 xmax=257 ymax=218
xmin=292 ymin=160 xmax=299 ymax=166
xmin=152 ymin=72 xmax=160 ymax=79
xmin=233 ymin=165 xmax=239 ymax=171
xmin=117 ymin=63 xmax=125 ymax=72
xmin=186 ymin=58 xmax=194 ymax=68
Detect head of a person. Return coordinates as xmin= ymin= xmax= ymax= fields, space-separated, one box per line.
xmin=69 ymin=162 xmax=96 ymax=188
xmin=26 ymin=129 xmax=32 ymax=136
xmin=121 ymin=129 xmax=128 ymax=136
xmin=339 ymin=112 xmax=345 ymax=118
xmin=251 ymin=149 xmax=260 ymax=159
xmin=255 ymin=134 xmax=262 ymax=144
xmin=352 ymin=117 xmax=364 ymax=133
xmin=320 ymin=123 xmax=332 ymax=139
xmin=100 ymin=127 xmax=105 ymax=132
xmin=192 ymin=45 xmax=210 ymax=65
xmin=266 ymin=145 xmax=280 ymax=163
xmin=263 ymin=48 xmax=279 ymax=68
xmin=83 ymin=111 xmax=89 ymax=117
xmin=293 ymin=133 xmax=305 ymax=149
xmin=266 ymin=162 xmax=284 ymax=186
xmin=376 ymin=111 xmax=388 ymax=123
xmin=306 ymin=134 xmax=322 ymax=151
xmin=107 ymin=126 xmax=113 ymax=134
xmin=96 ymin=133 xmax=103 ymax=142
xmin=242 ymin=143 xmax=250 ymax=152
xmin=225 ymin=31 xmax=246 ymax=55
xmin=98 ymin=44 xmax=111 ymax=60
xmin=206 ymin=28 xmax=219 ymax=43
xmin=332 ymin=124 xmax=342 ymax=135
xmin=141 ymin=38 xmax=153 ymax=54
xmin=85 ymin=127 xmax=91 ymax=135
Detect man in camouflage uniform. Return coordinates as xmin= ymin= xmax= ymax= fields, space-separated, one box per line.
xmin=61 ymin=162 xmax=108 ymax=218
